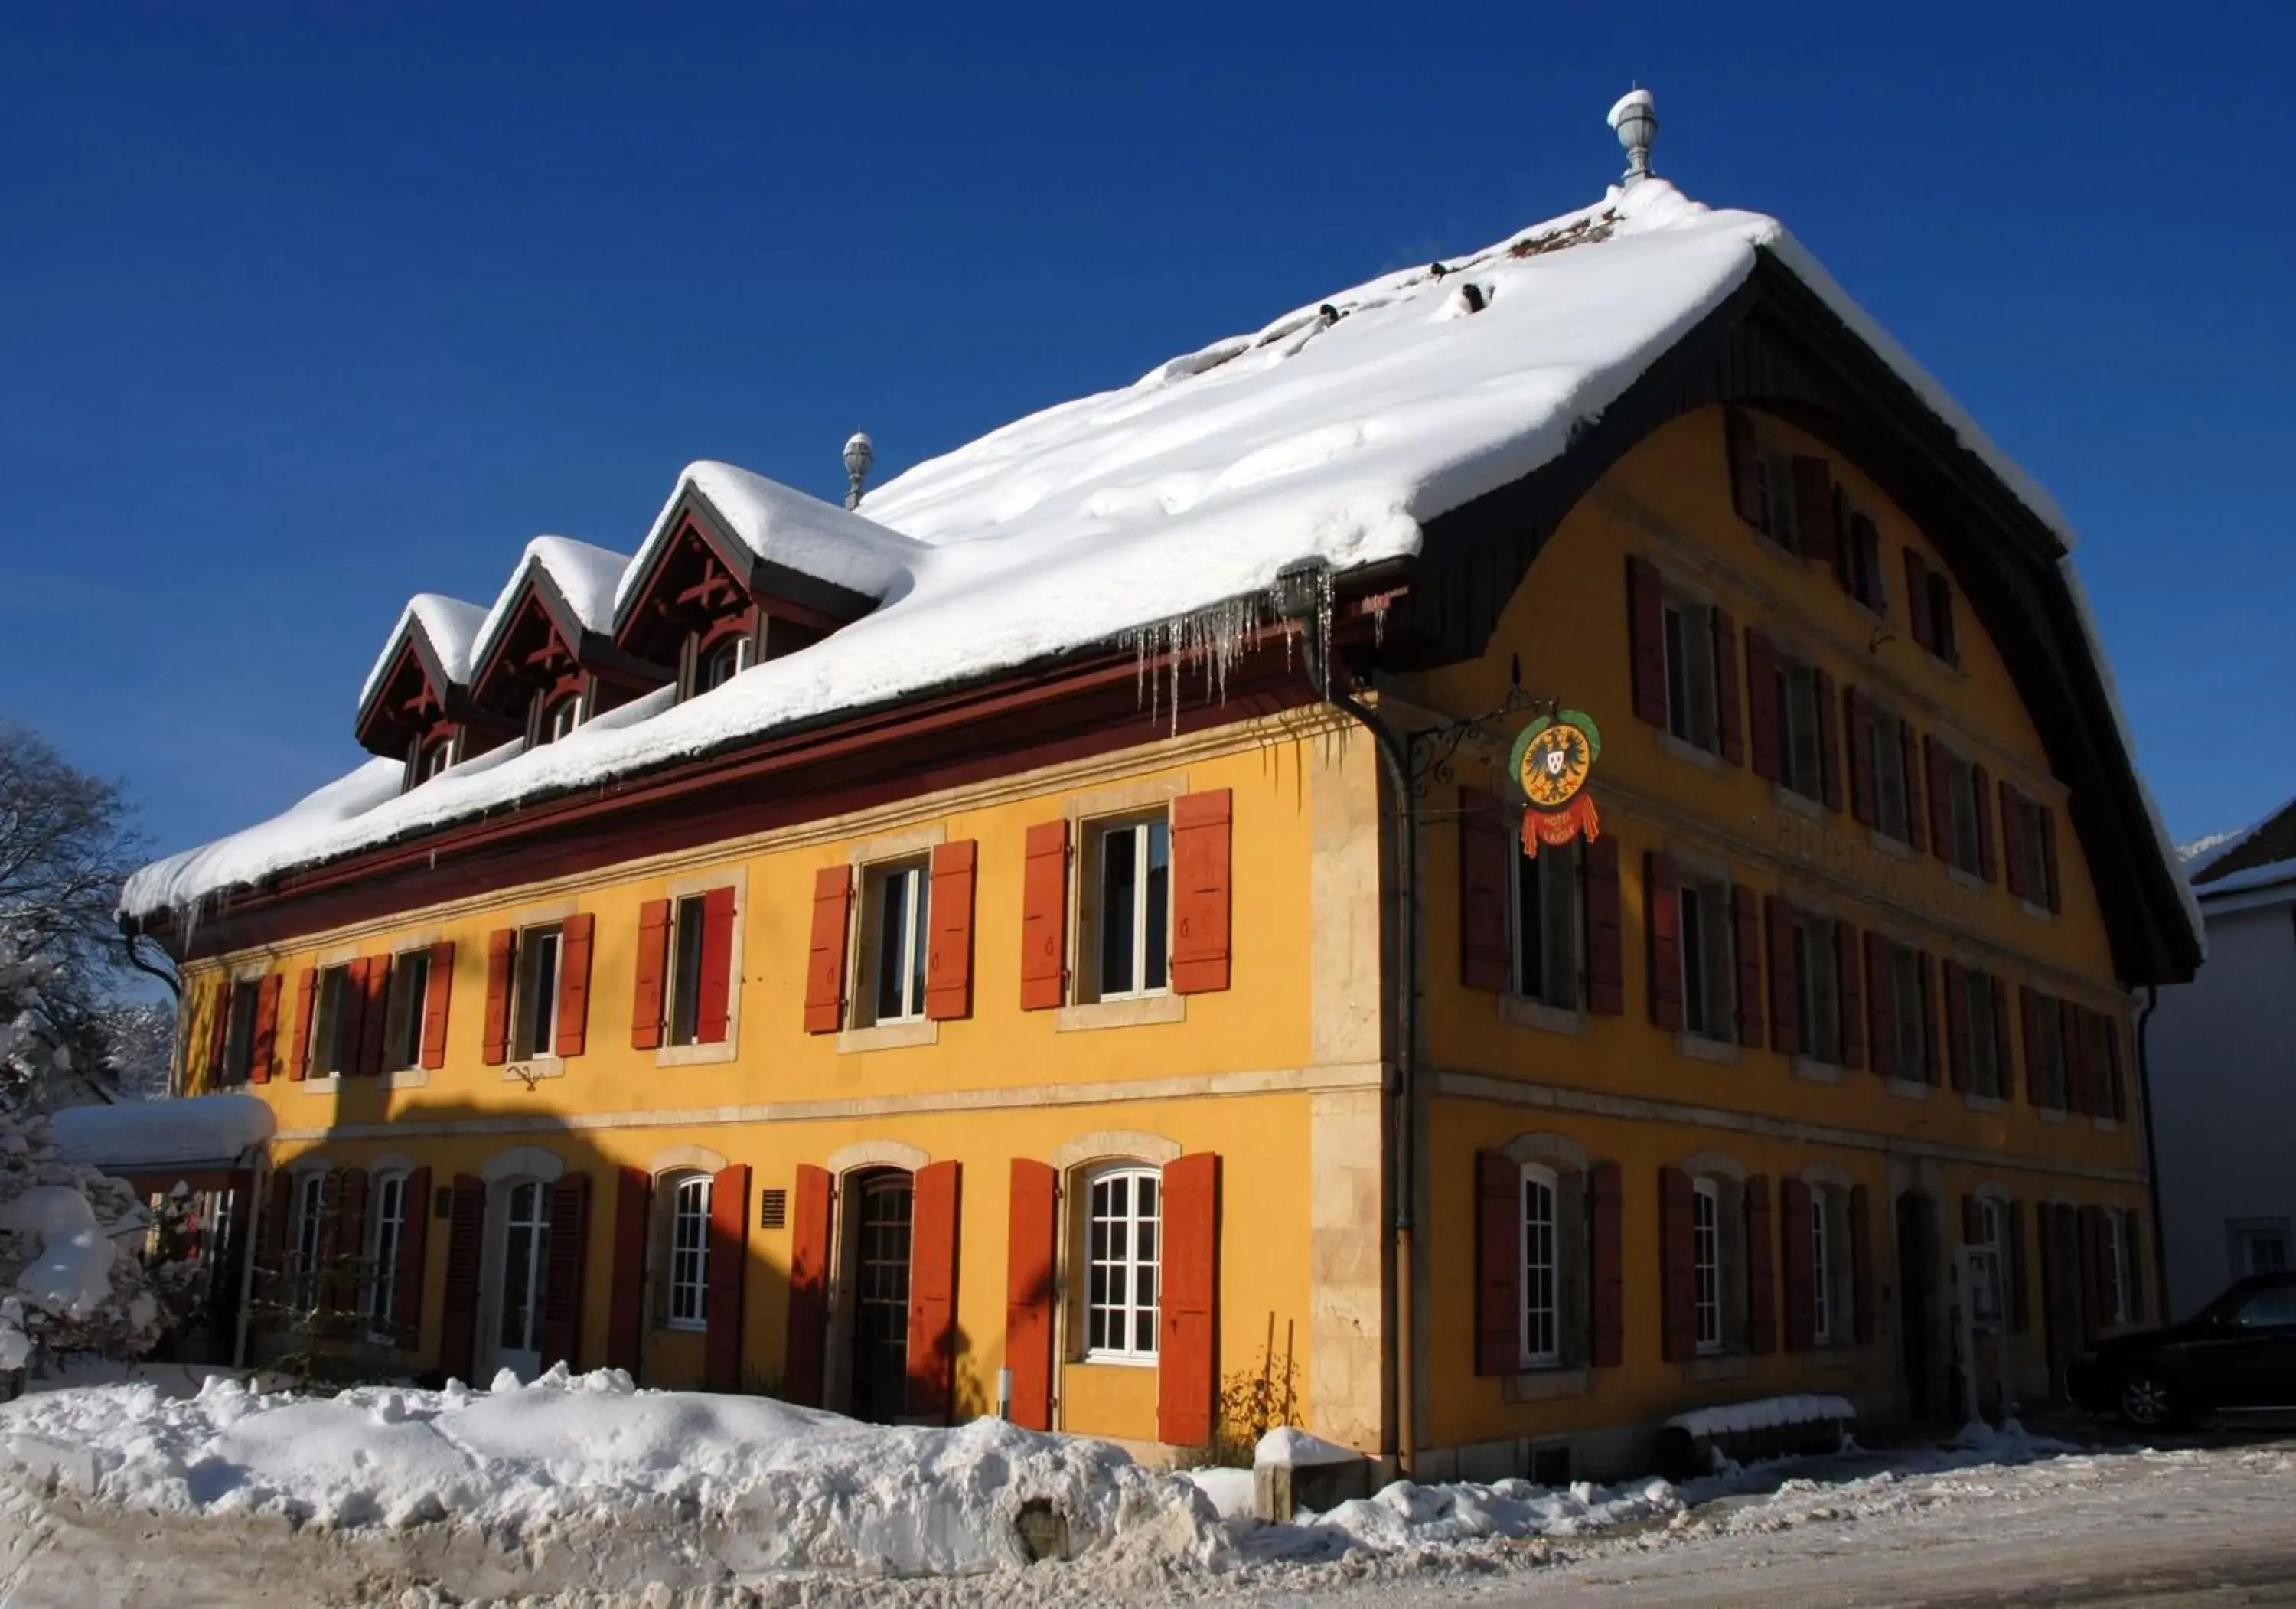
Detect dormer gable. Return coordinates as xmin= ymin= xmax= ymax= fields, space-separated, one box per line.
xmin=467 ymin=537 xmax=664 ymax=744
xmin=354 ymin=595 xmax=499 ymax=784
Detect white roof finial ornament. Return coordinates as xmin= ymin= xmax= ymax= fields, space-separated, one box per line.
xmin=1608 ymin=87 xmax=1658 ymax=190
xmin=843 ymin=431 xmax=875 ymax=511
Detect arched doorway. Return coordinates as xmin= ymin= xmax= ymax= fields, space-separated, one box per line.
xmin=846 ymin=1168 xmax=913 ymax=1422
xmin=482 ymin=1177 xmax=552 ymax=1382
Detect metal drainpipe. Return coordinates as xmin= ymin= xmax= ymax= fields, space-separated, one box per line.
xmin=2135 ymin=984 xmax=2168 ymax=1320
xmin=1330 ymin=689 xmax=1417 ymax=1479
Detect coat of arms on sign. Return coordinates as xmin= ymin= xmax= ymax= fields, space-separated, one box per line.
xmin=1506 ymin=710 xmax=1602 ymax=857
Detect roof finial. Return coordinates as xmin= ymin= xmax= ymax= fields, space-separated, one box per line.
xmin=1608 ymin=86 xmax=1657 ymax=190
xmin=843 ymin=431 xmax=875 ymax=511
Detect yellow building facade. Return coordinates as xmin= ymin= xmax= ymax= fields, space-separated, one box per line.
xmin=139 ymin=213 xmax=2198 ymax=1482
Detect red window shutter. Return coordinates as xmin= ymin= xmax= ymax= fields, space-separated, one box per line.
xmin=482 ymin=929 xmax=514 ymax=1066
xmin=1746 ymin=1174 xmax=1777 ymax=1355
xmin=1745 ymin=629 xmax=1781 ymax=781
xmin=1005 ymin=1158 xmax=1058 ymax=1430
xmin=1019 ymin=821 xmax=1069 ymax=1012
xmin=2020 ymin=986 xmax=2044 ymax=1105
xmin=1626 ymin=556 xmax=1667 ymax=728
xmin=704 ymin=1163 xmax=751 ymax=1392
xmin=804 ymin=867 xmax=853 ymax=1033
xmin=1711 ymin=605 xmax=1743 ymax=765
xmin=290 ymin=968 xmax=318 ymax=1082
xmin=1645 ymin=852 xmax=1683 ymax=1031
xmin=1904 ymin=549 xmax=1934 ymax=651
xmin=537 ymin=1171 xmax=592 ymax=1372
xmin=2125 ymin=1212 xmax=2148 ymax=1324
xmin=1971 ymin=764 xmax=1997 ymax=883
xmin=249 ymin=973 xmax=282 ymax=1085
xmin=1899 ymin=722 xmax=1927 ymax=852
xmin=1171 ymin=790 xmax=1233 ymax=995
xmin=1917 ymin=952 xmax=1941 ymax=1085
xmin=1590 ymin=1161 xmax=1624 ymax=1368
xmin=1780 ymin=1177 xmax=1815 ymax=1352
xmin=1846 ymin=688 xmax=1875 ymax=827
xmin=1457 ymin=788 xmax=1512 ymax=993
xmin=1658 ymin=1167 xmax=1696 ymax=1363
xmin=905 ymin=1160 xmax=962 ymax=1422
xmin=554 ymin=913 xmax=595 ymax=1058
xmin=439 ymin=1175 xmax=487 ymax=1383
xmin=205 ymin=979 xmax=231 ymax=1086
xmin=1726 ymin=407 xmax=1764 ymax=527
xmin=2007 ymin=1199 xmax=2030 ymax=1333
xmin=1848 ymin=1185 xmax=1876 ymax=1344
xmin=1731 ymin=885 xmax=1766 ymax=1047
xmin=783 ymin=1164 xmax=833 ymax=1405
xmin=1766 ymin=894 xmax=1799 ymax=1058
xmin=605 ymin=1167 xmax=651 ymax=1377
xmin=321 ymin=1168 xmax=368 ymax=1315
xmin=1866 ymin=931 xmax=1896 ymax=1080
xmin=1944 ymin=959 xmax=1971 ymax=1090
xmin=1991 ymin=976 xmax=2016 ymax=1094
xmin=1583 ymin=833 xmax=1625 ymax=1017
xmin=696 ymin=886 xmax=738 ymax=1043
xmin=393 ymin=1165 xmax=432 ymax=1349
xmin=1999 ymin=782 xmax=2028 ymax=900
xmin=631 ymin=898 xmax=671 ymax=1050
xmin=1836 ymin=922 xmax=1864 ymax=1070
xmin=1813 ymin=669 xmax=1842 ymax=811
xmin=1156 ymin=1151 xmax=1220 ymax=1447
xmin=1924 ymin=735 xmax=1954 ymax=863
xmin=2039 ymin=807 xmax=2063 ymax=912
xmin=925 ymin=840 xmax=979 ymax=1020
xmin=357 ymin=955 xmax=392 ymax=1075
xmin=2078 ymin=1206 xmax=2107 ymax=1343
xmin=421 ymin=941 xmax=455 ymax=1069
xmin=1475 ymin=1150 xmax=1521 ymax=1375
xmin=1792 ymin=457 xmax=1836 ymax=564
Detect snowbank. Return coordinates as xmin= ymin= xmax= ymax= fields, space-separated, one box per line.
xmin=1252 ymin=1472 xmax=1682 ymax=1560
xmin=1665 ymin=1393 xmax=1854 ymax=1438
xmin=0 ymin=1366 xmax=1223 ymax=1575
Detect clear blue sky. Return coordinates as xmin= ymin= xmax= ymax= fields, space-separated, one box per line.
xmin=3 ymin=2 xmax=2289 ymax=866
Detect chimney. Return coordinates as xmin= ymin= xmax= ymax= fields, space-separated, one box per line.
xmin=843 ymin=431 xmax=875 ymax=510
xmin=1608 ymin=88 xmax=1658 ymax=190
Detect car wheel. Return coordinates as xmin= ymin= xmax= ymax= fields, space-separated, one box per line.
xmin=2118 ymin=1372 xmax=2178 ymax=1429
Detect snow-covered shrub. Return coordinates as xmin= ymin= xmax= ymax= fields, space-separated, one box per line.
xmin=0 ymin=1105 xmax=171 ymax=1384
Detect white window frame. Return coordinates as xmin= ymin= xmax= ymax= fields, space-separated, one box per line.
xmin=665 ymin=1172 xmax=712 ymax=1332
xmin=700 ymin=633 xmax=753 ymax=693
xmin=537 ymin=692 xmax=582 ymax=746
xmin=1660 ymin=596 xmax=1719 ymax=752
xmin=1691 ymin=1178 xmax=1723 ymax=1355
xmin=309 ymin=964 xmax=354 ymax=1077
xmin=2230 ymin=1219 xmax=2291 ymax=1277
xmin=1678 ymin=879 xmax=1736 ymax=1043
xmin=420 ymin=737 xmax=454 ymax=782
xmin=291 ymin=1170 xmax=326 ymax=1313
xmin=1809 ymin=1185 xmax=1833 ymax=1345
xmin=512 ymin=924 xmax=565 ymax=1062
xmin=1509 ymin=839 xmax=1581 ymax=1009
xmin=1519 ymin=1164 xmax=1561 ymax=1368
xmin=1975 ymin=1196 xmax=2007 ymax=1323
xmin=366 ymin=1171 xmax=408 ymax=1340
xmin=1084 ymin=815 xmax=1172 ymax=1004
xmin=857 ymin=857 xmax=932 ymax=1026
xmin=1081 ymin=1164 xmax=1161 ymax=1364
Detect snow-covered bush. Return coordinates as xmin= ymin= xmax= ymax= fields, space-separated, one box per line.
xmin=0 ymin=1105 xmax=170 ymax=1383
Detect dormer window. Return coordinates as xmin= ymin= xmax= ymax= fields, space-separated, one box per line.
xmin=420 ymin=737 xmax=454 ymax=782
xmin=700 ymin=635 xmax=753 ymax=693
xmin=539 ymin=694 xmax=582 ymax=746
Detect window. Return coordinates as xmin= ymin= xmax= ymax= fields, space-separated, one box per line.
xmin=1940 ymin=749 xmax=1987 ymax=876
xmin=2102 ymin=1209 xmax=2129 ymax=1326
xmin=859 ymin=859 xmax=931 ymax=1026
xmin=420 ymin=737 xmax=454 ymax=782
xmin=1084 ymin=1166 xmax=1160 ymax=1362
xmin=664 ymin=895 xmax=710 ymax=1046
xmin=1838 ymin=504 xmax=1885 ymax=613
xmin=2231 ymin=1282 xmax=2296 ymax=1330
xmin=1520 ymin=1166 xmax=1561 ymax=1368
xmin=1678 ymin=879 xmax=1737 ymax=1042
xmin=1872 ymin=707 xmax=1913 ymax=843
xmin=1892 ymin=948 xmax=1929 ymax=1082
xmin=1759 ymin=454 xmax=1801 ymax=553
xmin=2035 ymin=999 xmax=2069 ymax=1109
xmin=1926 ymin=570 xmax=1958 ymax=664
xmin=2231 ymin=1219 xmax=2291 ymax=1278
xmin=308 ymin=964 xmax=354 ymax=1076
xmin=1088 ymin=817 xmax=1170 ymax=1001
xmin=1776 ymin=662 xmax=1826 ymax=801
xmin=1661 ymin=598 xmax=1719 ymax=752
xmin=512 ymin=925 xmax=564 ymax=1060
xmin=1971 ymin=1197 xmax=2007 ymax=1323
xmin=367 ymin=1173 xmax=408 ymax=1336
xmin=700 ymin=635 xmax=752 ymax=693
xmin=290 ymin=1170 xmax=326 ymax=1312
xmin=220 ymin=980 xmax=259 ymax=1085
xmin=1691 ymin=1180 xmax=1723 ymax=1353
xmin=1809 ymin=1186 xmax=1833 ymax=1345
xmin=2082 ymin=1010 xmax=2125 ymax=1119
xmin=381 ymin=951 xmax=428 ymax=1072
xmin=537 ymin=693 xmax=582 ymax=746
xmin=1965 ymin=967 xmax=2005 ymax=1098
xmin=1793 ymin=915 xmax=1841 ymax=1065
xmin=1512 ymin=840 xmax=1581 ymax=1008
xmin=666 ymin=1173 xmax=712 ymax=1330
xmin=2011 ymin=794 xmax=2050 ymax=902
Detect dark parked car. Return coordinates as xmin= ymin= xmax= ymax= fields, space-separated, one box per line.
xmin=2069 ymin=1272 xmax=2296 ymax=1428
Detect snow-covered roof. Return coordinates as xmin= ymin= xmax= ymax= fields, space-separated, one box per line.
xmin=615 ymin=460 xmax=926 ymax=616
xmin=118 ymin=173 xmax=2193 ymax=970
xmin=469 ymin=534 xmax=631 ymax=677
xmin=356 ymin=592 xmax=488 ymax=713
xmin=44 ymin=1093 xmax=276 ymax=1172
xmin=2183 ymin=795 xmax=2296 ymax=909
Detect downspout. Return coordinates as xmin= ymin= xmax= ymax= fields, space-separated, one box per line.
xmin=2135 ymin=984 xmax=2167 ymax=1320
xmin=1329 ymin=687 xmax=1417 ymax=1479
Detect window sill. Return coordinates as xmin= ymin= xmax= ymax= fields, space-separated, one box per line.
xmin=1773 ymin=786 xmax=1823 ymax=821
xmin=2091 ymin=1115 xmax=2121 ymax=1133
xmin=1686 ymin=1353 xmax=1752 ymax=1383
xmin=1799 ymin=1348 xmax=1860 ymax=1375
xmin=1058 ymin=994 xmax=1186 ymax=1033
xmin=1657 ymin=732 xmax=1723 ymax=772
xmin=1503 ymin=997 xmax=1585 ymax=1036
xmin=1962 ymin=1092 xmax=2008 ymax=1115
xmin=658 ymin=1037 xmax=741 ymax=1067
xmin=1502 ymin=1365 xmax=1592 ymax=1403
xmin=1675 ymin=1032 xmax=1740 ymax=1066
xmin=660 ymin=1321 xmax=708 ymax=1336
xmin=1074 ymin=1353 xmax=1158 ymax=1370
xmin=297 ymin=1074 xmax=341 ymax=1097
xmin=837 ymin=1018 xmax=937 ymax=1054
xmin=502 ymin=1056 xmax=567 ymax=1082
xmin=2019 ymin=899 xmax=2055 ymax=922
xmin=1925 ymin=649 xmax=1965 ymax=680
xmin=1947 ymin=866 xmax=1984 ymax=893
xmin=1792 ymin=1057 xmax=1843 ymax=1085
xmin=1886 ymin=1077 xmax=1932 ymax=1101
xmin=2037 ymin=1106 xmax=2068 ymax=1125
xmin=386 ymin=1068 xmax=430 ymax=1090
xmin=1867 ymin=829 xmax=1913 ymax=861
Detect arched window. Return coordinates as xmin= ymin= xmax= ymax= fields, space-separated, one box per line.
xmin=539 ymin=694 xmax=582 ymax=746
xmin=366 ymin=1172 xmax=409 ymax=1335
xmin=1519 ymin=1164 xmax=1560 ymax=1367
xmin=1083 ymin=1164 xmax=1160 ymax=1363
xmin=420 ymin=737 xmax=454 ymax=782
xmin=291 ymin=1170 xmax=328 ymax=1313
xmin=1691 ymin=1177 xmax=1723 ymax=1354
xmin=666 ymin=1173 xmax=713 ymax=1330
xmin=700 ymin=635 xmax=752 ymax=694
